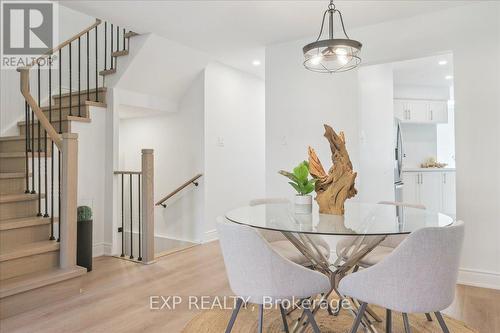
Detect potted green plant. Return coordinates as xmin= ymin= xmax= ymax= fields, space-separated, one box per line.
xmin=279 ymin=161 xmax=316 ymax=214
xmin=77 ymin=206 xmax=93 ymax=272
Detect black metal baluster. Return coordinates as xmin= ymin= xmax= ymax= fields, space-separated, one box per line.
xmin=69 ymin=42 xmax=72 ymax=116
xmin=110 ymin=24 xmax=114 ymax=69
xmin=58 ymin=149 xmax=61 ymax=242
xmin=24 ymin=101 xmax=29 ymax=193
xmin=44 ymin=61 xmax=49 ymax=218
xmin=58 ymin=49 xmax=62 ymax=242
xmin=122 ymin=28 xmax=126 ymax=51
xmin=116 ymin=26 xmax=119 ymax=52
xmin=37 ymin=62 xmax=42 ymax=216
xmin=104 ymin=22 xmax=107 ymax=70
xmin=138 ymin=174 xmax=142 ymax=261
xmin=86 ymin=31 xmax=89 ymax=101
xmin=129 ymin=173 xmax=133 ymax=259
xmin=31 ymin=104 xmax=35 ymax=194
xmin=95 ymin=26 xmax=98 ymax=102
xmin=121 ymin=174 xmax=124 ymax=257
xmin=49 ymin=56 xmax=55 ymax=240
xmin=78 ymin=37 xmax=81 ymax=117
xmin=59 ymin=49 xmax=62 ymax=132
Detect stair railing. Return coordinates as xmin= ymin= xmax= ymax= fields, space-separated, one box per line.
xmin=17 ymin=18 xmax=134 ymax=269
xmin=114 ymin=149 xmax=155 ymax=263
xmin=155 ymin=174 xmax=203 ymax=208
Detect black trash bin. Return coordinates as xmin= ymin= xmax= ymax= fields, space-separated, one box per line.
xmin=77 ymin=206 xmax=93 ymax=272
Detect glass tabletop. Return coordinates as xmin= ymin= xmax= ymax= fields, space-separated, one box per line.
xmin=225 ymin=202 xmax=454 ymax=236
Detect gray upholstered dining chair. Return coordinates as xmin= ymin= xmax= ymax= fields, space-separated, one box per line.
xmin=249 ymin=198 xmax=331 ymax=266
xmin=335 ymin=201 xmax=426 ymax=268
xmin=217 ymin=217 xmax=330 ymax=333
xmin=339 ymin=221 xmax=464 ymax=333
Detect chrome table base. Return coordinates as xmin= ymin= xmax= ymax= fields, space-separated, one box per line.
xmin=281 ymin=231 xmax=387 ymax=333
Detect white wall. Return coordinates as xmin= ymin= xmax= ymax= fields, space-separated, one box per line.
xmin=358 ymin=64 xmax=395 ymax=203
xmin=1 ymin=4 xmax=97 ymax=135
xmin=266 ymin=2 xmax=500 ymax=288
xmin=265 ymin=41 xmax=359 ymax=202
xmin=204 ymin=63 xmax=265 ymax=238
xmin=71 ymin=106 xmax=110 ymax=256
xmin=118 ymin=74 xmax=205 ymax=244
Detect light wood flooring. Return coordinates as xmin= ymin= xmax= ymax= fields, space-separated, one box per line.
xmin=1 ymin=241 xmax=499 ymax=332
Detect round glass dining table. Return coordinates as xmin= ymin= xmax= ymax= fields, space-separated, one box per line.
xmin=225 ymin=201 xmax=454 ymax=236
xmin=225 ymin=201 xmax=455 ymax=332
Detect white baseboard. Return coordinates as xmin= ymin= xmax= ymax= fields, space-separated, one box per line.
xmin=93 ymin=242 xmax=113 ymax=257
xmin=458 ymin=267 xmax=500 ymax=290
xmin=204 ymin=229 xmax=218 ymax=243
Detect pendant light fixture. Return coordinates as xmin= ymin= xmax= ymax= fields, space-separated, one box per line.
xmin=303 ymin=0 xmax=362 ymax=73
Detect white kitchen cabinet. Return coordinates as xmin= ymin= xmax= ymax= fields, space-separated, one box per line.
xmin=394 ymin=99 xmax=448 ymax=124
xmin=428 ymin=101 xmax=448 ymax=123
xmin=402 ymin=170 xmax=456 ymax=216
xmin=441 ymin=171 xmax=456 ymax=216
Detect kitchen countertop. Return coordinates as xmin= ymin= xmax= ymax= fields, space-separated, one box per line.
xmin=403 ymin=167 xmax=456 ymax=172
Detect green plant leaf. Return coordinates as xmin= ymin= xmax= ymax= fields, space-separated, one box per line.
xmin=278 ymin=170 xmax=299 ymax=183
xmin=293 ymin=163 xmax=309 ymax=182
xmin=303 ymin=182 xmax=315 ymax=195
xmin=288 ymin=182 xmax=301 ymax=194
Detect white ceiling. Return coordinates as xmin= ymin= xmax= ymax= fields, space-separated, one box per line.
xmin=62 ymin=1 xmax=469 ymax=78
xmin=393 ymin=53 xmax=454 ymax=88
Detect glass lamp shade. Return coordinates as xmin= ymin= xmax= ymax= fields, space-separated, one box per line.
xmin=303 ymin=38 xmax=362 ymax=73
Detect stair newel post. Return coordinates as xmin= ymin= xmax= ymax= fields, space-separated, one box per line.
xmin=59 ymin=133 xmax=78 ymax=268
xmin=141 ymin=149 xmax=155 ymax=264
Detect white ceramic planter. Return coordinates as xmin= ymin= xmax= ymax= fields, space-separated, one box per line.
xmin=294 ymin=195 xmax=312 ymax=214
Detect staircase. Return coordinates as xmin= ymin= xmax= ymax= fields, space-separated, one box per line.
xmin=0 ymin=19 xmax=138 ymax=319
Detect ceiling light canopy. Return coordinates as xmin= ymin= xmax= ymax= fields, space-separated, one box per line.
xmin=303 ymin=0 xmax=362 ymax=73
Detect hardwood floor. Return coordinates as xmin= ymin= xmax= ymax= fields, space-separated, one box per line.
xmin=1 ymin=241 xmax=499 ymax=332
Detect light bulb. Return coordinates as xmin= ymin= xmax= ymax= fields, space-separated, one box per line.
xmin=335 ymin=48 xmax=349 ymax=65
xmin=252 ymin=60 xmax=261 ymax=66
xmin=438 ymin=60 xmax=447 ymax=65
xmin=310 ymin=54 xmax=323 ymax=65
xmin=445 ymin=75 xmax=453 ymax=80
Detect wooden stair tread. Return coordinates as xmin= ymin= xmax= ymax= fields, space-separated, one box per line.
xmin=0 ymin=216 xmax=56 ymax=231
xmin=40 ymin=100 xmax=106 ymax=110
xmin=0 ymin=151 xmax=49 ymax=158
xmin=0 ymin=172 xmax=31 ymax=179
xmin=52 ymin=87 xmax=107 ymax=99
xmin=0 ymin=240 xmax=59 ymax=262
xmin=0 ymin=266 xmax=86 ymax=298
xmin=112 ymin=50 xmax=129 ymax=57
xmin=0 ymin=193 xmax=44 ymax=203
xmin=17 ymin=116 xmax=91 ymax=126
xmin=99 ymin=68 xmax=116 ymax=76
xmin=124 ymin=31 xmax=139 ymax=38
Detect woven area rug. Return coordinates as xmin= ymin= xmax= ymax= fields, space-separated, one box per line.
xmin=182 ymin=303 xmax=477 ymax=333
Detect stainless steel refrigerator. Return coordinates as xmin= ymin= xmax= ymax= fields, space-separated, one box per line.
xmin=394 ymin=118 xmax=404 ymax=203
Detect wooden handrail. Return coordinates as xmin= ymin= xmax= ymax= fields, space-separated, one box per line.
xmin=155 ymin=174 xmax=203 ymax=207
xmin=114 ymin=171 xmax=142 ymax=175
xmin=18 ymin=19 xmax=102 ymax=70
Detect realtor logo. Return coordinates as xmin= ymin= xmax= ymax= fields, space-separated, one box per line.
xmin=1 ymin=1 xmax=57 ymax=68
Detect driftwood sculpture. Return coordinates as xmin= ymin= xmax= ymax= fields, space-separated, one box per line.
xmin=308 ymin=124 xmax=357 ymax=215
